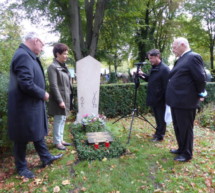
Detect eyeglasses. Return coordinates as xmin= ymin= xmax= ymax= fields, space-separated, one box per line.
xmin=36 ymin=38 xmax=44 ymax=46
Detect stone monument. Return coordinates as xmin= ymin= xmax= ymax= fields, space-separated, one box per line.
xmin=76 ymin=55 xmax=101 ymax=122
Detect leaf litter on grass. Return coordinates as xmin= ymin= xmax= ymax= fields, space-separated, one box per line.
xmin=0 ymin=117 xmax=215 ymax=192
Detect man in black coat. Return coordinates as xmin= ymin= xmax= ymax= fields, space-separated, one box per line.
xmin=8 ymin=32 xmax=63 ymax=179
xmin=166 ymin=37 xmax=206 ymax=162
xmin=139 ymin=49 xmax=170 ymax=141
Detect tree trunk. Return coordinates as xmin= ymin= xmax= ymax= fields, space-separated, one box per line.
xmin=89 ymin=0 xmax=108 ymax=57
xmin=69 ymin=0 xmax=83 ymax=61
xmin=209 ymin=35 xmax=214 ymax=69
xmin=69 ymin=0 xmax=109 ymax=61
xmin=85 ymin=0 xmax=94 ymax=50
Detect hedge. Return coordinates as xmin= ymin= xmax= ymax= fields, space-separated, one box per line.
xmin=72 ymin=83 xmax=151 ymax=118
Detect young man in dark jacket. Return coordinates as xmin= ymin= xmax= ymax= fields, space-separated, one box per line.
xmin=139 ymin=49 xmax=170 ymax=141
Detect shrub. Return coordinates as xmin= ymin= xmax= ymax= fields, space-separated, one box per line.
xmin=72 ymin=83 xmax=151 ymax=118
xmin=197 ymin=103 xmax=215 ymax=131
xmin=108 ymin=72 xmax=117 ymax=83
xmin=0 ymin=73 xmax=11 ymax=152
xmin=71 ymin=82 xmax=215 ymax=118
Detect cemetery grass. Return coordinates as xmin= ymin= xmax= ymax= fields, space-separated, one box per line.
xmin=0 ymin=116 xmax=214 ymax=193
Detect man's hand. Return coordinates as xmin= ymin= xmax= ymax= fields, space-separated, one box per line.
xmin=44 ymin=92 xmax=49 ymax=101
xmin=199 ymin=97 xmax=204 ymax=102
xmin=138 ymin=69 xmax=145 ymax=79
xmin=59 ymin=102 xmax=66 ymax=109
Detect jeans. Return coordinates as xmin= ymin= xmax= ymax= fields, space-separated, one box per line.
xmin=53 ymin=115 xmax=66 ymax=144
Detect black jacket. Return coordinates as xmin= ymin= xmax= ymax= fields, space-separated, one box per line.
xmin=8 ymin=44 xmax=48 ymax=142
xmin=142 ymin=62 xmax=170 ymax=107
xmin=166 ymin=51 xmax=206 ymax=109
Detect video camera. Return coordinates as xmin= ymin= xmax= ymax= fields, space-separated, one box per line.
xmin=134 ymin=61 xmax=148 ymax=66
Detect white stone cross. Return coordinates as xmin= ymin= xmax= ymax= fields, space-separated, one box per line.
xmin=76 ymin=55 xmax=101 ymax=122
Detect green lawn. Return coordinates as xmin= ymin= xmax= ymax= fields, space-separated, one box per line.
xmin=0 ymin=116 xmax=214 ymax=193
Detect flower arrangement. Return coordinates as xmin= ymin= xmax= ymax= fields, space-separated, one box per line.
xmin=70 ymin=121 xmax=126 ymax=161
xmin=81 ymin=114 xmax=106 ymax=132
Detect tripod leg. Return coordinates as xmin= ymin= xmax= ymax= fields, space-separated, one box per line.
xmin=112 ymin=114 xmax=129 ymax=124
xmin=127 ymin=109 xmax=136 ymax=144
xmin=138 ymin=115 xmax=156 ymax=129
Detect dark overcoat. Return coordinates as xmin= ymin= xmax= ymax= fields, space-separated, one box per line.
xmin=166 ymin=51 xmax=206 ymax=109
xmin=8 ymin=44 xmax=48 ymax=142
xmin=47 ymin=59 xmax=72 ymax=116
xmin=144 ymin=62 xmax=170 ymax=107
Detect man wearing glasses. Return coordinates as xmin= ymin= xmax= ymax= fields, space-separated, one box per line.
xmin=8 ymin=32 xmax=63 ymax=179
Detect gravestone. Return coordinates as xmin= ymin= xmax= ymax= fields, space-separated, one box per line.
xmin=76 ymin=55 xmax=101 ymax=122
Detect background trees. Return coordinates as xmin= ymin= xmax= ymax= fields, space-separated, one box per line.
xmin=185 ymin=0 xmax=215 ymax=70
xmin=0 ymin=8 xmax=22 ymax=73
xmin=1 ymin=0 xmax=214 ymax=73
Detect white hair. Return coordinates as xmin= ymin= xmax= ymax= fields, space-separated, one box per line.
xmin=23 ymin=32 xmax=40 ymax=42
xmin=174 ymin=37 xmax=190 ymax=49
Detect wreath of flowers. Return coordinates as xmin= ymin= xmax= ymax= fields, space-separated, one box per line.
xmin=81 ymin=114 xmax=106 ymax=132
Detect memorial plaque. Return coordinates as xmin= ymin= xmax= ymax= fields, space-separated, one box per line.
xmin=76 ymin=55 xmax=101 ymax=122
xmin=86 ymin=132 xmax=114 ymax=144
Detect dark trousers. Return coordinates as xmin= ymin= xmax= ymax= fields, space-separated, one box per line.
xmin=152 ymin=103 xmax=166 ymax=138
xmin=171 ymin=108 xmax=196 ymax=159
xmin=14 ymin=138 xmax=51 ymax=171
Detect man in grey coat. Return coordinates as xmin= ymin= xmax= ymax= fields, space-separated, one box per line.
xmin=8 ymin=32 xmax=63 ymax=179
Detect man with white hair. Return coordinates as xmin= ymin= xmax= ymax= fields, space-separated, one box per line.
xmin=8 ymin=32 xmax=63 ymax=179
xmin=166 ymin=37 xmax=206 ymax=162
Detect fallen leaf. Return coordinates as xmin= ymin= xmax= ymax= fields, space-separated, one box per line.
xmin=205 ymin=178 xmax=212 ymax=187
xmin=53 ymin=186 xmax=60 ymax=192
xmin=42 ymin=186 xmax=48 ymax=192
xmin=34 ymin=178 xmax=43 ymax=185
xmin=81 ymin=187 xmax=87 ymax=191
xmin=62 ymin=180 xmax=70 ymax=185
xmin=71 ymin=150 xmax=76 ymax=154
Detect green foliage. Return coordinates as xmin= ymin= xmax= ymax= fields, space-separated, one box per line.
xmin=0 ymin=9 xmax=22 ymax=73
xmin=0 ymin=74 xmax=11 ymax=151
xmin=108 ymin=72 xmax=118 ymax=83
xmin=184 ymin=0 xmax=215 ymax=69
xmin=197 ymin=103 xmax=215 ymax=130
xmin=70 ymin=121 xmax=126 ymax=161
xmin=99 ymin=83 xmax=150 ymax=118
xmin=73 ymin=82 xmax=215 ymax=118
xmin=204 ymin=83 xmax=215 ymax=104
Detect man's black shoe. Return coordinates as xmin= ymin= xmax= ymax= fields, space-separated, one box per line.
xmin=174 ymin=155 xmax=191 ymax=162
xmin=18 ymin=168 xmax=35 ymax=179
xmin=170 ymin=149 xmax=180 ymax=154
xmin=151 ymin=137 xmax=163 ymax=142
xmin=42 ymin=154 xmax=63 ymax=168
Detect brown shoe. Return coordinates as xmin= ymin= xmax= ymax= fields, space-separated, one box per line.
xmin=56 ymin=144 xmax=66 ymax=150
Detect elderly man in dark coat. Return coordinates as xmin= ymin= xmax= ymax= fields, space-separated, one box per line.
xmin=166 ymin=37 xmax=206 ymax=162
xmin=8 ymin=32 xmax=63 ymax=179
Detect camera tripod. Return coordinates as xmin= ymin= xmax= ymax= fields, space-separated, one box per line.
xmin=113 ymin=63 xmax=155 ymax=144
